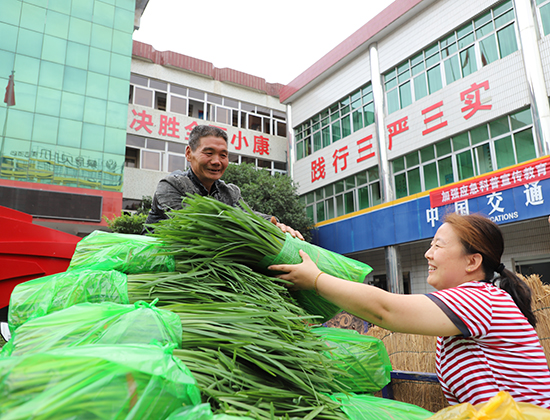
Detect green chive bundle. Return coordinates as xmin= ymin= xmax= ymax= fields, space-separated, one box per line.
xmin=127 ymin=265 xmax=350 ymax=419
xmin=150 ymin=194 xmax=372 ymax=321
xmin=8 ymin=269 xmax=129 ymax=334
xmin=0 ymin=343 xmax=201 ymax=420
xmin=1 ymin=300 xmax=182 ymax=358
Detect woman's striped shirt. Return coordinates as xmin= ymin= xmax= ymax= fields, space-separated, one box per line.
xmin=428 ymin=281 xmax=550 ymax=408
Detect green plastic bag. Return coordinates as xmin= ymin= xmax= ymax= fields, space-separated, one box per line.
xmin=0 ymin=343 xmax=201 ymax=420
xmin=331 ymin=393 xmax=433 ymax=420
xmin=68 ymin=230 xmax=176 ymax=273
xmin=312 ymin=327 xmax=392 ymax=393
xmin=164 ymin=403 xmax=255 ymax=420
xmin=2 ymin=300 xmax=182 ymax=357
xmin=261 ymin=233 xmax=373 ymax=322
xmin=8 ymin=269 xmax=129 ymax=334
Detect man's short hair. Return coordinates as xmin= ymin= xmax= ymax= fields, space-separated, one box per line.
xmin=188 ymin=125 xmax=228 ymax=151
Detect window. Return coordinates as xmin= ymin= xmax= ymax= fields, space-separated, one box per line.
xmin=384 ymin=0 xmax=518 ymax=113
xmin=304 ymin=166 xmax=381 ymax=223
xmin=294 ymin=83 xmax=374 ymax=160
xmin=391 ymin=107 xmax=535 ymax=197
xmin=128 ymin=73 xmax=286 ymax=137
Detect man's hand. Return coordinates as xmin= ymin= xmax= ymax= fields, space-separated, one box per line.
xmin=270 ymin=216 xmax=305 ymax=241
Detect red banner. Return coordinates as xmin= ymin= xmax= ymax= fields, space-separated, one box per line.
xmin=4 ymin=73 xmax=15 ymax=107
xmin=429 ymin=156 xmax=550 ymax=208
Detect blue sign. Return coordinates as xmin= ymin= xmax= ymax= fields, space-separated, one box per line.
xmin=313 ymin=178 xmax=550 ymax=254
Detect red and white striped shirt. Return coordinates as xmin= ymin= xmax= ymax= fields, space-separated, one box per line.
xmin=429 ymin=281 xmax=550 ymax=408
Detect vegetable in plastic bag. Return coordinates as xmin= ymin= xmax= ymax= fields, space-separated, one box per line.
xmin=426 ymin=391 xmax=550 ymax=420
xmin=68 ymin=230 xmax=175 ymax=273
xmin=152 ymin=195 xmax=372 ymax=322
xmin=0 ymin=343 xmax=201 ymax=420
xmin=331 ymin=393 xmax=433 ymax=420
xmin=8 ymin=269 xmax=129 ymax=334
xmin=312 ymin=327 xmax=392 ymax=393
xmin=2 ymin=300 xmax=182 ymax=357
xmin=164 ymin=403 xmax=255 ymax=420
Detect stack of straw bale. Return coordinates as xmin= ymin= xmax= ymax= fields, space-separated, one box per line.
xmin=366 ymin=325 xmax=447 ymax=412
xmin=365 ymin=274 xmax=550 ymax=413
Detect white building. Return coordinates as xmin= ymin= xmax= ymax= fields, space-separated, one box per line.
xmin=281 ymin=0 xmax=550 ymax=292
xmin=124 ymin=40 xmax=289 ymax=211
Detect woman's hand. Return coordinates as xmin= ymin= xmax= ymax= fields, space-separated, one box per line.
xmin=268 ymin=250 xmax=320 ymax=291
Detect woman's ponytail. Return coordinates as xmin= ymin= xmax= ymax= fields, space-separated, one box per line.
xmin=498 ymin=268 xmax=537 ymax=328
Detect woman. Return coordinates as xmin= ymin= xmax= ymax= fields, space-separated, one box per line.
xmin=269 ymin=213 xmax=550 ymax=408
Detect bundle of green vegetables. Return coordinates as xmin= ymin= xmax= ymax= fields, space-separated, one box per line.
xmin=67 ymin=230 xmax=175 ymax=273
xmin=128 ymin=263 xmax=350 ymax=420
xmin=0 ymin=343 xmax=201 ymax=420
xmin=149 ymin=194 xmax=372 ymax=321
xmin=1 ymin=300 xmax=182 ymax=357
xmin=311 ymin=327 xmax=392 ymax=393
xmin=8 ymin=269 xmax=129 ymax=334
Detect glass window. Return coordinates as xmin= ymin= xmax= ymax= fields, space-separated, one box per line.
xmin=480 ymin=34 xmax=498 ymax=66
xmin=323 ymin=198 xmax=333 ymax=219
xmin=490 ymin=116 xmax=509 ymax=137
xmin=313 ymin=131 xmax=322 ymax=152
xmin=364 ymin=102 xmax=375 ymax=126
xmin=142 ymin=150 xmax=160 ymax=170
xmin=497 ymin=24 xmax=518 ymax=58
xmin=395 ymin=173 xmax=407 ymax=198
xmin=399 ymin=81 xmax=412 ymax=108
xmin=334 ymin=181 xmax=344 ymax=194
xmin=420 ymin=145 xmax=435 ymax=162
xmin=352 ymin=108 xmax=363 ymax=131
xmin=423 ymin=162 xmax=439 ymax=190
xmin=341 ymin=115 xmax=351 ymax=138
xmin=452 ymin=132 xmax=469 ymax=150
xmin=438 ymin=156 xmax=454 ymax=185
xmin=358 ymin=186 xmax=369 ymax=209
xmin=316 ymin=201 xmax=325 ymax=222
xmin=333 ymin=195 xmax=343 ymax=217
xmin=436 ymin=139 xmax=452 ymax=156
xmin=170 ymin=96 xmax=187 ymax=115
xmin=427 ymin=65 xmax=442 ymax=93
xmin=134 ymin=87 xmax=152 ymax=107
xmin=460 ymin=45 xmax=477 ymax=77
xmin=344 ymin=191 xmax=355 ymax=214
xmin=408 ymin=168 xmax=421 ymax=194
xmin=331 ymin=120 xmax=341 ymax=142
xmin=406 ymin=151 xmax=419 ymax=167
xmin=387 ymin=89 xmax=399 ymax=113
xmin=322 ymin=126 xmax=331 ymax=148
xmin=494 ymin=135 xmax=515 ymax=169
xmin=470 ymin=125 xmax=489 ymax=144
xmin=368 ymin=166 xmax=379 ymax=180
xmin=393 ymin=156 xmax=405 ymax=172
xmin=444 ymin=55 xmax=460 ymax=84
xmin=216 ymin=107 xmax=231 ymax=125
xmin=456 ymin=150 xmax=475 ymax=180
xmin=475 ymin=143 xmax=493 ymax=174
xmin=510 ymin=108 xmax=532 ymax=129
xmin=540 ymin=3 xmax=550 ymax=35
xmin=372 ymin=182 xmax=382 ymax=206
xmin=514 ymin=129 xmax=536 ymax=163
xmin=413 ymin=74 xmax=428 ymax=100
xmin=168 ymin=154 xmax=186 ymax=172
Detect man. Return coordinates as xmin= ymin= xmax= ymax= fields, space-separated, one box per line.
xmin=144 ymin=125 xmax=303 ymax=239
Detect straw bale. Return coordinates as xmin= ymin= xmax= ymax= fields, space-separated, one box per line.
xmin=367 ymin=325 xmax=447 ymax=412
xmin=519 ymin=273 xmax=550 ymax=361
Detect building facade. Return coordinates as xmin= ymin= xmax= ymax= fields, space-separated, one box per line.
xmin=123 ymin=41 xmax=289 ymax=212
xmin=0 ymin=0 xmax=148 ymax=236
xmin=282 ymin=0 xmax=550 ymax=291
